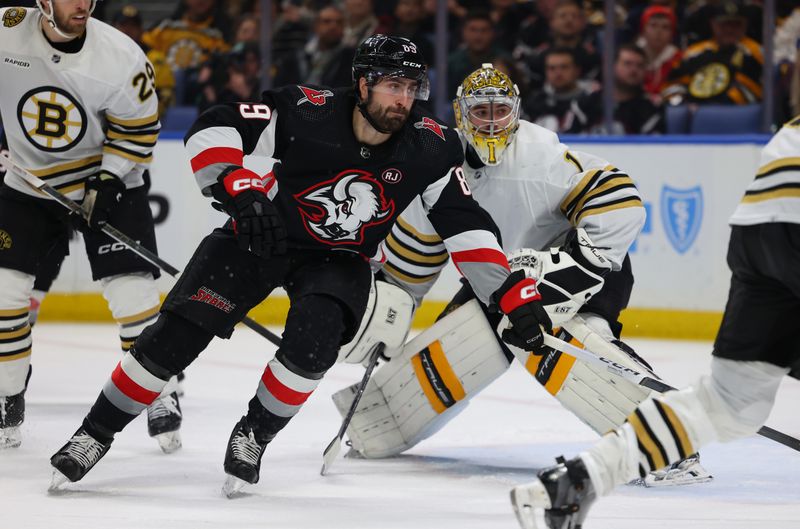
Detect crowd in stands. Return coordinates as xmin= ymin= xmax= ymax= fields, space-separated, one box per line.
xmin=5 ymin=0 xmax=798 ymax=134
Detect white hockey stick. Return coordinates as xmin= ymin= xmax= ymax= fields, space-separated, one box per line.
xmin=542 ymin=334 xmax=800 ymax=452
xmin=321 ymin=341 xmax=385 ymax=476
xmin=0 ymin=152 xmax=281 ymax=345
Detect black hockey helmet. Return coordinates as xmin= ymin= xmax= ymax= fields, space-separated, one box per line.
xmin=352 ymin=35 xmax=430 ymax=101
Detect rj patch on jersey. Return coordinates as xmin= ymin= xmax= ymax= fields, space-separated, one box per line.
xmin=2 ymin=7 xmax=26 ymax=28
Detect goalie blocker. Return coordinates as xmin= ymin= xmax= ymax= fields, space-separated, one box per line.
xmin=333 ymin=229 xmax=658 ymax=456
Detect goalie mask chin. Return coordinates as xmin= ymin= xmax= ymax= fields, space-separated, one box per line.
xmin=454 ymin=63 xmax=520 ymax=166
xmin=37 ymin=0 xmax=97 ymax=39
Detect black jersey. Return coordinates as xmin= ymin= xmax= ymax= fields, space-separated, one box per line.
xmin=185 ymin=85 xmax=512 ymax=303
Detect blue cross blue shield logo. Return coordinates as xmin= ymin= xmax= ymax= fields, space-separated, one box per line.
xmin=660 ymin=185 xmax=703 ymax=254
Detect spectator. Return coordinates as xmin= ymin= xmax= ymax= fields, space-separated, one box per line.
xmin=196 ymin=42 xmax=261 ymax=112
xmin=489 ymin=0 xmax=538 ymax=54
xmin=683 ymin=0 xmax=762 ymax=47
xmin=304 ymin=5 xmax=354 ymax=87
xmin=142 ymin=0 xmax=231 ymax=72
xmin=342 ymin=0 xmax=390 ymax=49
xmin=526 ymin=0 xmax=601 ymax=91
xmin=570 ymin=44 xmax=664 ymax=134
xmin=447 ymin=11 xmax=498 ymax=97
xmin=524 ymin=47 xmax=593 ymax=133
xmin=113 ymin=6 xmax=176 ymax=118
xmin=775 ymin=6 xmax=800 ymax=119
xmin=665 ymin=0 xmax=763 ymax=105
xmin=271 ymin=0 xmax=314 ymax=86
xmin=390 ymin=0 xmax=434 ymax=64
xmin=233 ymin=13 xmax=259 ymax=45
xmin=636 ymin=5 xmax=681 ymax=100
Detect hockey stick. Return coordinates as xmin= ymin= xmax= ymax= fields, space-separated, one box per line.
xmin=321 ymin=341 xmax=385 ymax=476
xmin=0 ymin=153 xmax=281 ymax=347
xmin=542 ymin=334 xmax=800 ymax=452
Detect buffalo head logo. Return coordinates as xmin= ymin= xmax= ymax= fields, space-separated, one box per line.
xmin=295 ymin=170 xmax=395 ymax=245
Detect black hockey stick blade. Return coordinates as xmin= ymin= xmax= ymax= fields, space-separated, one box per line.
xmin=321 ymin=342 xmax=385 ymax=475
xmin=0 ymin=152 xmax=281 ymax=346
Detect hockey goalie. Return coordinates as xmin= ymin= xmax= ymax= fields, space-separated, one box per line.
xmin=332 ymin=64 xmax=711 ymax=487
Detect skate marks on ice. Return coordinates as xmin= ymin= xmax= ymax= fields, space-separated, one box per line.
xmin=0 ymin=325 xmax=798 ymax=529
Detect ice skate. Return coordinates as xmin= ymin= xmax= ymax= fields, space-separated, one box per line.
xmin=510 ymin=456 xmax=596 ymax=529
xmin=641 ymin=453 xmax=713 ymax=487
xmin=49 ymin=427 xmax=113 ymax=490
xmin=222 ymin=416 xmax=269 ymax=497
xmin=147 ymin=391 xmax=182 ymax=453
xmin=0 ymin=392 xmax=24 ymax=449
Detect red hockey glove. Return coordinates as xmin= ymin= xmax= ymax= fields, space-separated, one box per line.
xmin=491 ymin=270 xmax=552 ymax=352
xmin=211 ymin=167 xmax=287 ymax=258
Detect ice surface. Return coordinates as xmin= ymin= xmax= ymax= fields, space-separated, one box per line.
xmin=2 ymin=324 xmax=798 ymax=529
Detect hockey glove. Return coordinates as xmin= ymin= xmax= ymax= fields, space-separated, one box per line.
xmin=79 ymin=171 xmax=126 ymax=231
xmin=491 ymin=270 xmax=552 ymax=353
xmin=211 ymin=167 xmax=287 ymax=258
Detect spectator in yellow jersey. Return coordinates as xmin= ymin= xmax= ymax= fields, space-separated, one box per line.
xmin=113 ymin=6 xmax=175 ymax=118
xmin=143 ymin=0 xmax=231 ymax=72
xmin=665 ymin=0 xmax=763 ymax=105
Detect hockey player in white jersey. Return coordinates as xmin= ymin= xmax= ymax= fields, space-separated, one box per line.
xmin=333 ymin=64 xmax=709 ymax=485
xmin=0 ymin=1 xmax=181 ymax=452
xmin=509 ymin=117 xmax=800 ymax=529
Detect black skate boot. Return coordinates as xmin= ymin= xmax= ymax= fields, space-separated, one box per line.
xmin=49 ymin=427 xmax=113 ymax=490
xmin=147 ymin=391 xmax=182 ymax=454
xmin=0 ymin=391 xmax=25 ymax=449
xmin=222 ymin=416 xmax=270 ymax=497
xmin=510 ymin=456 xmax=597 ymax=529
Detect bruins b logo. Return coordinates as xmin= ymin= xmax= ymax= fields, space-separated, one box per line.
xmin=2 ymin=7 xmax=26 ymax=28
xmin=0 ymin=230 xmax=12 ymax=250
xmin=17 ymin=87 xmax=87 ymax=152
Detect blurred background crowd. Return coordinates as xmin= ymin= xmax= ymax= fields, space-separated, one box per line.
xmin=3 ymin=0 xmax=799 ymax=135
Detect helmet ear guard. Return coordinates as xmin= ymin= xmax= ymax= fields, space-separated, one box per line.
xmin=454 ymin=63 xmax=521 ymax=166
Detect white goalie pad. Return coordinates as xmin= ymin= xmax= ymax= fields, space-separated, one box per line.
xmin=512 ymin=314 xmax=658 ymax=434
xmin=332 ymin=299 xmax=509 ymax=458
xmin=338 ymin=279 xmax=415 ymax=364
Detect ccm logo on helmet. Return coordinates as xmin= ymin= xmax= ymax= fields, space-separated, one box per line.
xmin=402 ymin=61 xmax=421 ymax=68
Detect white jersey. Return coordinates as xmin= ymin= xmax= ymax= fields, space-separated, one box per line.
xmin=729 ymin=117 xmax=800 ymax=226
xmin=0 ymin=7 xmax=160 ymax=200
xmin=382 ymin=121 xmax=646 ymax=304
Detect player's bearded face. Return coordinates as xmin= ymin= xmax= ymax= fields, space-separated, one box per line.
xmin=366 ymin=77 xmax=416 ymax=132
xmin=50 ymin=0 xmax=91 ymax=35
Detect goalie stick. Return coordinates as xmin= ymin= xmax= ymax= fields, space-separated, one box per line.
xmin=542 ymin=334 xmax=800 ymax=453
xmin=321 ymin=341 xmax=385 ymax=475
xmin=0 ymin=152 xmax=281 ymax=347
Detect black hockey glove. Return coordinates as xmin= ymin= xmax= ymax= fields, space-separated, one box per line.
xmin=211 ymin=167 xmax=287 ymax=258
xmin=490 ymin=270 xmax=553 ymax=353
xmin=78 ymin=171 xmax=125 ymax=231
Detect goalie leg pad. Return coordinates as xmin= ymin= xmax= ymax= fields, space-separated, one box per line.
xmin=332 ymin=299 xmax=509 ymax=458
xmin=520 ymin=314 xmax=657 ymax=435
xmin=337 ymin=279 xmax=415 ymax=364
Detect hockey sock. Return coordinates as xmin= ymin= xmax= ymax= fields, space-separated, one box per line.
xmin=0 ymin=308 xmax=32 ymax=396
xmin=248 ymin=354 xmax=324 ymax=441
xmin=116 ymin=305 xmax=159 ymax=352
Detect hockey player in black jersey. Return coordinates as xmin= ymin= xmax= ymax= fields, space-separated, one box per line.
xmin=50 ymin=35 xmax=553 ymax=495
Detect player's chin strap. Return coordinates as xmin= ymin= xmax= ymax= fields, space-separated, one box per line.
xmin=37 ymin=0 xmax=96 ymax=40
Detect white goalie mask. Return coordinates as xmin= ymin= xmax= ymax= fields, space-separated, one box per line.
xmin=37 ymin=0 xmax=98 ymax=40
xmin=453 ymin=63 xmax=521 ymax=166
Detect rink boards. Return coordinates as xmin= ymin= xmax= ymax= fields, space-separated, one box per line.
xmin=41 ymin=135 xmax=769 ymax=339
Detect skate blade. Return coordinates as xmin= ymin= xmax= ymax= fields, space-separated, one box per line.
xmin=154 ymin=431 xmax=182 ymax=454
xmin=48 ymin=468 xmax=71 ymax=492
xmin=0 ymin=426 xmax=22 ymax=449
xmin=510 ymin=480 xmax=551 ymax=529
xmin=643 ymin=472 xmax=714 ymax=487
xmin=222 ymin=475 xmax=249 ymax=498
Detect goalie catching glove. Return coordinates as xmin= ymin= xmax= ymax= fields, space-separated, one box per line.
xmin=211 ymin=167 xmax=287 ymax=258
xmin=507 ymin=228 xmax=612 ymax=328
xmin=490 ymin=270 xmax=552 ymax=351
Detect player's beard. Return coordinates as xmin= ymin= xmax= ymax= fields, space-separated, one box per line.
xmin=366 ymin=100 xmax=410 ymax=133
xmin=52 ymin=5 xmax=89 ymax=36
